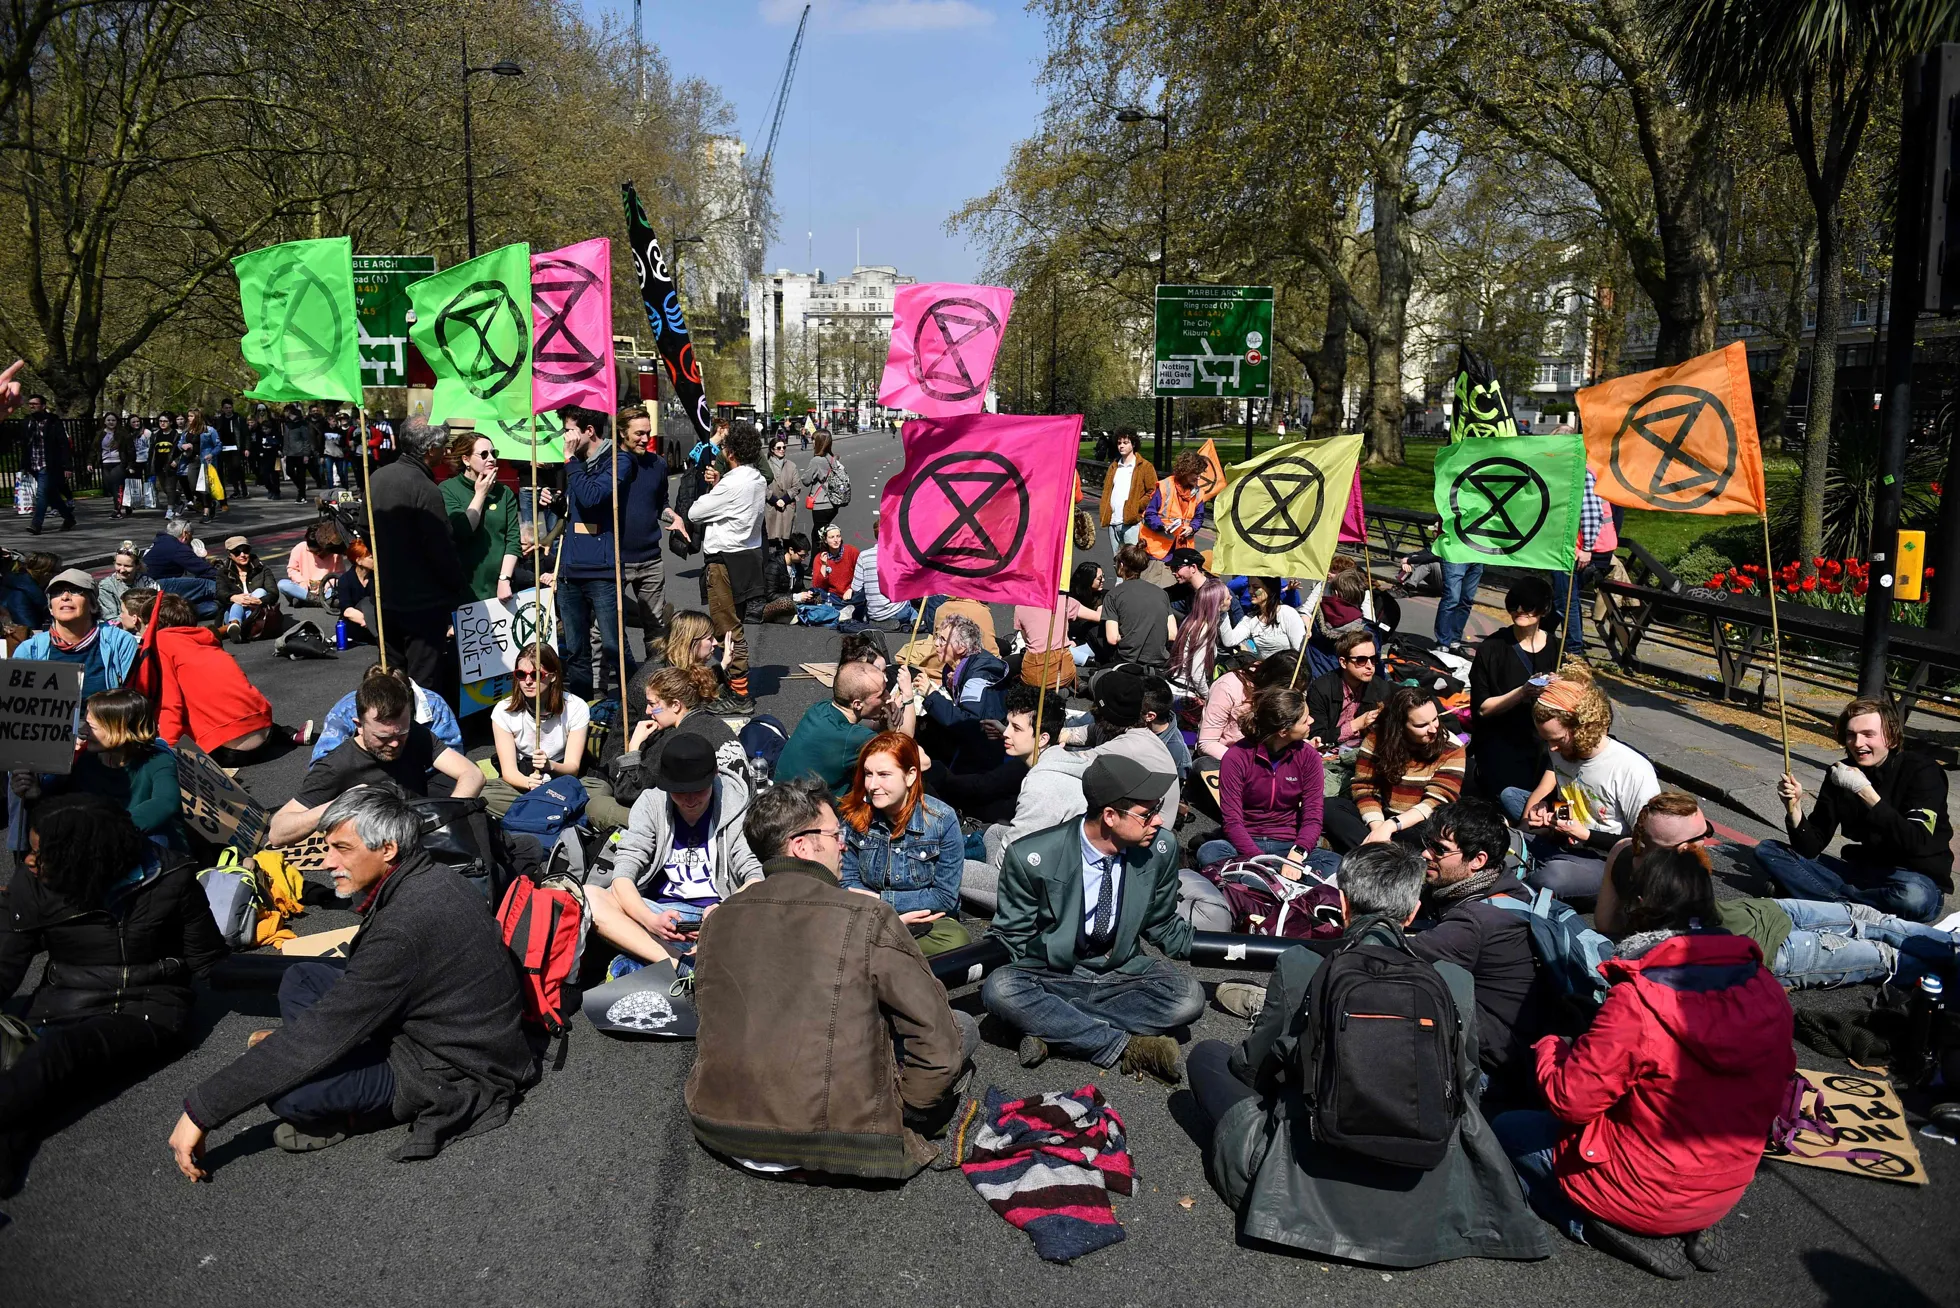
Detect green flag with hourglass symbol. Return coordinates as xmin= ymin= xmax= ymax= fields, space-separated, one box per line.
xmin=234 ymin=237 xmax=365 ymax=405
xmin=1433 ymin=434 xmax=1585 ymax=572
xmin=405 ymin=243 xmax=534 ymax=424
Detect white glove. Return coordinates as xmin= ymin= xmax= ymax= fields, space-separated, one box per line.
xmin=1826 ymin=762 xmax=1875 ymax=797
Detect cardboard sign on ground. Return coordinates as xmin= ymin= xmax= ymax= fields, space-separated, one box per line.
xmin=277 ymin=924 xmax=360 ymax=957
xmin=798 ymin=661 xmax=837 ymax=687
xmin=1765 ymin=1071 xmax=1927 ymax=1185
xmin=0 ymin=659 xmax=83 ymax=774
xmin=176 ymin=741 xmax=271 ymax=854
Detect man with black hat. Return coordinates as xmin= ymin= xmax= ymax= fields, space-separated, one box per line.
xmin=587 ymin=732 xmax=761 ymax=973
xmin=13 ymin=568 xmax=139 ymax=696
xmin=983 ymin=753 xmax=1203 ymax=1083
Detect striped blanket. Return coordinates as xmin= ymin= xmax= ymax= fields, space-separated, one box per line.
xmin=957 ymin=1085 xmax=1133 ymax=1262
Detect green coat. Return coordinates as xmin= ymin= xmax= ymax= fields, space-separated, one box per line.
xmin=441 ymin=471 xmax=522 ymax=604
xmin=987 ymin=818 xmax=1191 ymax=975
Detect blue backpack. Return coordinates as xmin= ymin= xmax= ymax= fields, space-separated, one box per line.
xmin=1487 ymin=887 xmax=1615 ymax=1019
xmin=502 ymin=775 xmax=589 ymax=841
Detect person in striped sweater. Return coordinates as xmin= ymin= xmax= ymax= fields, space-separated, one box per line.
xmin=1324 ymin=686 xmax=1466 ymax=851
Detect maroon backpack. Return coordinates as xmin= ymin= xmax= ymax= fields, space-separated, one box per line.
xmin=1199 ymin=853 xmax=1343 ymax=940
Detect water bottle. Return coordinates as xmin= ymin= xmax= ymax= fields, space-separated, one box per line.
xmin=1902 ymin=973 xmax=1945 ymax=1088
xmin=334 ymin=619 xmax=348 ymax=650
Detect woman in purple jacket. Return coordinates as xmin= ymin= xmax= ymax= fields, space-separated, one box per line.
xmin=1195 ymin=686 xmax=1341 ymax=878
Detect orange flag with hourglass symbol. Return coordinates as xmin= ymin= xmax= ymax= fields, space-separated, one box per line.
xmin=1576 ymin=341 xmax=1766 ymax=516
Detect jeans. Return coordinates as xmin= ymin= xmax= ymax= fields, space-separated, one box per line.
xmin=1106 ymin=523 xmax=1139 ymax=554
xmin=276 ymin=578 xmax=314 ymax=606
xmin=29 ymin=467 xmax=75 ymax=531
xmin=556 ymin=576 xmax=626 ymax=701
xmin=1435 ymin=561 xmax=1484 ymax=648
xmin=981 ymin=957 xmax=1205 ymax=1066
xmin=1491 ymin=1109 xmax=1588 ymax=1242
xmin=265 ymin=961 xmax=399 ymax=1129
xmin=1752 ymin=840 xmax=1946 ymax=924
xmin=1188 ymin=1038 xmax=1257 ymax=1128
xmin=1550 ymin=563 xmax=1600 ymax=656
xmin=1498 ymin=786 xmax=1609 ymax=902
xmin=155 ymin=575 xmax=218 ymax=619
xmin=1771 ymin=898 xmax=1957 ymax=988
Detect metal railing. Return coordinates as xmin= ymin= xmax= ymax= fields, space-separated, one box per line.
xmin=0 ymin=419 xmax=110 ymax=494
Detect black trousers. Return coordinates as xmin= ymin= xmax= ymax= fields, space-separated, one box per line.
xmin=0 ymin=1012 xmax=186 ymax=1139
xmin=382 ymin=605 xmax=458 ymax=707
xmin=1188 ymin=1039 xmax=1257 ymax=1128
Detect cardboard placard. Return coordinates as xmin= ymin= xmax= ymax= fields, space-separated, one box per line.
xmin=798 ymin=661 xmax=837 ymax=688
xmin=0 ymin=659 xmax=84 ymax=774
xmin=459 ymin=673 xmax=514 ymax=719
xmin=277 ymin=924 xmax=360 ymax=957
xmin=454 ymin=587 xmax=557 ymax=685
xmin=1765 ymin=1071 xmax=1927 ymax=1185
xmin=175 ymin=741 xmax=271 ymax=854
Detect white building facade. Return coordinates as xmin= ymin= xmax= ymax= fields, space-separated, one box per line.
xmin=747 ymin=264 xmax=916 ymax=424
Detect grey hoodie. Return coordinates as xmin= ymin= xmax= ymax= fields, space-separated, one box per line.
xmin=606 ymin=771 xmax=763 ymax=902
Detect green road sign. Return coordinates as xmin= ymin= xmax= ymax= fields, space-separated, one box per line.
xmin=353 ymin=254 xmax=437 ymax=388
xmin=1153 ymin=284 xmax=1274 ymax=399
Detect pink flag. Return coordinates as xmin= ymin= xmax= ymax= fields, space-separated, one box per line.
xmin=877 ymin=283 xmax=1015 ymax=417
xmin=532 ymin=238 xmax=615 ymax=413
xmin=878 ymin=413 xmax=1080 ymax=607
xmin=1337 ymin=467 xmax=1367 ymax=543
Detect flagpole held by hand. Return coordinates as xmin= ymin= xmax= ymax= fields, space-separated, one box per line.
xmin=530 ymin=412 xmax=542 ymax=747
xmin=1761 ymin=513 xmax=1793 ymax=774
xmin=1031 ymin=511 xmax=1073 ymax=766
xmin=611 ymin=419 xmax=628 ymax=718
xmin=356 ymin=406 xmax=387 ymax=672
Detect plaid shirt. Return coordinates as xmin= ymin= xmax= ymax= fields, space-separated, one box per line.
xmin=1579 ymin=469 xmax=1605 ymax=554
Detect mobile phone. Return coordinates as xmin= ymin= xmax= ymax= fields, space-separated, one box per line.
xmin=1528 ymin=673 xmax=1554 ymax=687
xmin=1553 ymin=801 xmax=1572 ymax=822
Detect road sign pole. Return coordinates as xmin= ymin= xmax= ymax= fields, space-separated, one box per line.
xmin=1244 ymin=398 xmax=1254 ymax=461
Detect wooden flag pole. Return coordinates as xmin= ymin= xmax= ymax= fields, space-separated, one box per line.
xmin=356 ymin=406 xmax=387 ymax=671
xmin=1030 ymin=514 xmax=1074 ymax=766
xmin=611 ymin=418 xmax=628 ymax=716
xmin=1761 ymin=513 xmax=1793 ymax=774
xmin=1289 ymin=583 xmax=1324 ymax=690
xmin=530 ymin=413 xmax=543 ymax=746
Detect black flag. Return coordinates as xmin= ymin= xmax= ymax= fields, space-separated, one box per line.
xmin=621 ymin=182 xmax=712 ymax=440
xmin=1449 ymin=344 xmax=1519 ymax=442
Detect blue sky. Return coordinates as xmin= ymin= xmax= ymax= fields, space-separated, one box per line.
xmin=592 ymin=1 xmax=1049 ymax=282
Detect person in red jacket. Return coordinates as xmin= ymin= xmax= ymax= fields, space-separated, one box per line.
xmin=129 ymin=592 xmax=307 ymax=763
xmin=1492 ymin=843 xmax=1795 ymax=1280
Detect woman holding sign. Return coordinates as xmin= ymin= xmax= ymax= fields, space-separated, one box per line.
xmin=441 ymin=430 xmax=522 ymax=603
xmin=483 ymin=645 xmax=591 ymax=819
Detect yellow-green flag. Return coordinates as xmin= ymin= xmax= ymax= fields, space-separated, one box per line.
xmin=1212 ymin=434 xmax=1365 ymax=580
xmin=405 ymin=243 xmax=532 ymax=423
xmin=481 ymin=409 xmax=565 ymax=464
xmin=234 ymin=237 xmax=363 ymax=404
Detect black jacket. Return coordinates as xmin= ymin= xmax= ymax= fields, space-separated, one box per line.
xmin=368 ymin=453 xmax=466 ymax=613
xmin=0 ymin=853 xmax=227 ymax=1030
xmin=1305 ymin=667 xmax=1390 ymax=747
xmin=22 ymin=410 xmax=69 ymax=473
xmin=1789 ymin=747 xmax=1954 ymax=889
xmin=184 ymin=851 xmax=538 ymax=1160
xmin=1406 ymin=871 xmax=1544 ymax=1091
xmin=928 ymin=755 xmax=1028 ymax=826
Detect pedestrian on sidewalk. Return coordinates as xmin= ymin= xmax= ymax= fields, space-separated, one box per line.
xmin=21 ymin=394 xmax=75 ymax=534
xmin=280 ymin=403 xmax=314 ymax=501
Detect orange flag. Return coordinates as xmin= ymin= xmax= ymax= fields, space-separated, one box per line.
xmin=1194 ymin=438 xmax=1227 ymax=502
xmin=1577 ymin=341 xmax=1766 ymax=516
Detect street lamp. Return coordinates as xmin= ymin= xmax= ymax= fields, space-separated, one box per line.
xmin=461 ymin=35 xmax=525 ymax=259
xmin=1116 ymin=105 xmax=1171 ymax=468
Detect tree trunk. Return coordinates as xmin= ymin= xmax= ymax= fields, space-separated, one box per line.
xmin=1799 ymin=224 xmax=1844 ymax=569
xmin=1365 ymin=141 xmax=1416 ymax=464
xmin=1310 ymin=295 xmax=1348 ymax=436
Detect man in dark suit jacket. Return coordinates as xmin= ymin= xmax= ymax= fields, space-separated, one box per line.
xmin=981 ymin=754 xmax=1203 ymax=1084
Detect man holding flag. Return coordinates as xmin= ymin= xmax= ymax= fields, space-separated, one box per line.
xmin=367 ymin=417 xmax=466 ymax=702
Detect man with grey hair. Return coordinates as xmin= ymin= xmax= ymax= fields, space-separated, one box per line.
xmin=920 ymin=611 xmax=1009 ymax=775
xmin=142 ymin=514 xmax=220 ymax=615
xmin=169 ymin=785 xmax=536 ymax=1172
xmin=366 ymin=415 xmax=466 ymax=703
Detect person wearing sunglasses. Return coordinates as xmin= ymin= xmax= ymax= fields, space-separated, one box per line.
xmin=215 ymin=534 xmax=279 ymax=643
xmin=440 ymin=430 xmax=521 ymax=603
xmin=482 ymin=644 xmax=588 ymax=819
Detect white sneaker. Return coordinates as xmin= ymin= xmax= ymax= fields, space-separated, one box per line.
xmin=1215 ymin=981 xmax=1268 ymax=1021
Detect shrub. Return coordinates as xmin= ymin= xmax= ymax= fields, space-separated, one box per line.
xmin=1674 ymin=544 xmax=1738 ymax=588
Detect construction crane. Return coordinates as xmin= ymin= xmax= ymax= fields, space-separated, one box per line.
xmin=745 ymin=3 xmax=809 ymax=277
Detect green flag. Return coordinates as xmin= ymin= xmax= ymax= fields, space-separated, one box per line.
xmin=1212 ymin=434 xmax=1365 ymax=581
xmin=234 ymin=237 xmax=364 ymax=404
xmin=406 ymin=243 xmax=532 ymax=423
xmin=1433 ymin=434 xmax=1584 ymax=571
xmin=482 ymin=409 xmax=564 ymax=464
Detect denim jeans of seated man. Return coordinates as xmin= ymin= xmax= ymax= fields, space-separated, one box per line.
xmin=1752 ymin=839 xmax=1946 ymax=925
xmin=981 ymin=958 xmax=1205 ymax=1067
xmin=155 ymin=574 xmax=218 ymax=617
xmin=1497 ymin=785 xmax=1609 ymax=902
xmin=1771 ymin=897 xmax=1958 ymax=989
xmin=1491 ymin=1109 xmax=1589 ymax=1242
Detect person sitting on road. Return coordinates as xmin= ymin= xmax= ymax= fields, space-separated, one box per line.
xmin=982 ymin=754 xmax=1202 ymax=1083
xmin=170 ymin=786 xmax=538 ymax=1168
xmin=95 ymin=547 xmax=145 ymax=618
xmin=839 ymin=732 xmax=969 ymax=956
xmin=267 ymin=671 xmax=482 ymax=846
xmin=129 ymin=591 xmax=309 ymax=765
xmin=68 ymin=687 xmax=187 ymax=849
xmin=751 ymin=531 xmax=812 ymax=625
xmin=15 ymin=568 xmax=138 ymax=697
xmin=809 ymin=523 xmax=858 ymax=604
xmin=944 ymin=685 xmax=1066 ymax=913
xmin=311 ymin=664 xmax=464 ymax=761
xmin=1325 ymin=686 xmax=1466 ymax=852
xmin=335 ymin=538 xmax=378 ymax=644
xmin=1491 ymin=844 xmax=1795 ymax=1280
xmin=1610 ymin=791 xmax=1957 ymax=989
xmin=1103 ymin=544 xmax=1176 ymax=669
xmin=644 ymin=609 xmax=728 ymax=703
xmin=686 ymin=776 xmax=977 ymax=1180
xmin=1194 ymin=686 xmax=1338 ymax=876
xmin=1221 ymin=574 xmax=1307 ymax=658
xmin=1500 ymin=664 xmax=1660 ymax=905
xmin=143 ymin=517 xmax=215 ymax=583
xmin=0 ymin=796 xmax=225 ymax=1196
xmin=280 ymin=521 xmax=346 ymax=609
xmin=1190 ymin=842 xmax=1550 ymax=1269
xmin=1066 ymin=561 xmax=1114 ymax=665
xmin=1196 ymin=651 xmax=1299 ymax=772
xmin=1003 ymin=669 xmax=1180 ymax=846
xmin=482 ymin=643 xmax=590 ymax=819
xmin=1754 ymin=697 xmax=1952 ymax=924
xmin=1140 ymin=676 xmax=1191 ymax=783
xmin=774 ymin=660 xmax=911 ymax=795
xmin=587 ymin=733 xmax=760 ymax=979
xmin=1305 ymin=628 xmax=1388 ymax=756
xmin=595 ymin=665 xmax=738 ymax=830
xmin=214 ymin=534 xmax=282 ymax=643
xmin=918 ymin=613 xmax=1009 ymax=776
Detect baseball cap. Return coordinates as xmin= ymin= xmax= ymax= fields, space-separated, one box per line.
xmin=1167 ymin=547 xmax=1206 ymax=571
xmin=46 ymin=568 xmax=96 ymax=597
xmin=1092 ymin=669 xmax=1144 ymax=728
xmin=654 ymin=733 xmax=717 ymax=795
xmin=1082 ymin=755 xmax=1172 ymax=815
xmin=223 ymin=535 xmax=250 ymax=552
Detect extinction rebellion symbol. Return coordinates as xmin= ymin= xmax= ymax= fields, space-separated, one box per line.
xmin=898 ymin=450 xmax=1030 ymax=579
xmin=1609 ymin=384 xmax=1738 ymax=510
xmin=531 ymin=257 xmax=607 ymax=383
xmin=261 ymin=257 xmax=348 ymax=389
xmin=1228 ymin=456 xmax=1326 ymax=555
xmin=435 ymin=280 xmax=529 ymax=401
xmin=913 ymin=297 xmax=1004 ymax=403
xmin=1448 ymin=457 xmax=1550 ymax=557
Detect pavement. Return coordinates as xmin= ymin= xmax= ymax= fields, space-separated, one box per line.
xmin=3 ymin=426 xmax=1957 ymax=1307
xmin=0 ymin=482 xmax=326 ymax=570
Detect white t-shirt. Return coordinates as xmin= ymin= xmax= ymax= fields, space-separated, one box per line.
xmin=1110 ymin=457 xmax=1137 ymax=525
xmin=491 ymin=693 xmax=590 ymax=763
xmin=1550 ymin=736 xmax=1660 ymax=838
xmin=655 ymin=809 xmax=719 ymax=904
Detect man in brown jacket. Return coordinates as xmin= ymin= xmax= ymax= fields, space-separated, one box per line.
xmin=1098 ymin=429 xmax=1158 ymax=552
xmin=686 ymin=776 xmax=979 ymax=1179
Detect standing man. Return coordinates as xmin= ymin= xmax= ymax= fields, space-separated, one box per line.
xmin=366 ymin=416 xmax=467 ymax=705
xmin=215 ymin=398 xmax=247 ymax=500
xmin=249 ymin=404 xmax=282 ymax=500
xmin=557 ymin=405 xmax=635 ymax=704
xmin=280 ymin=403 xmax=314 ymax=502
xmin=619 ymin=404 xmax=672 ymax=645
xmin=1434 ymin=557 xmax=1483 ymax=657
xmin=685 ymin=423 xmax=767 ymax=716
xmin=20 ymin=394 xmax=75 ymax=534
xmin=1099 ymin=429 xmax=1158 ymax=554
xmin=1135 ymin=451 xmax=1208 ymax=586
xmin=982 ymin=754 xmax=1202 ymax=1083
xmin=1551 ymin=469 xmax=1610 ymax=658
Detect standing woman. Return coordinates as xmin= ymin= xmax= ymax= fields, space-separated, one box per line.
xmin=440 ymin=429 xmax=521 ymax=603
xmin=149 ymin=414 xmax=180 ymax=516
xmin=250 ymin=404 xmax=282 ymax=500
xmin=1221 ymin=575 xmax=1307 ymax=659
xmin=838 ymin=731 xmax=970 ymax=956
xmin=763 ymin=434 xmax=799 ymax=547
xmin=1467 ymin=577 xmax=1561 ymax=801
xmin=800 ymin=430 xmax=846 ymax=539
xmin=484 ymin=644 xmax=590 ymax=818
xmin=99 ymin=415 xmax=126 ymax=518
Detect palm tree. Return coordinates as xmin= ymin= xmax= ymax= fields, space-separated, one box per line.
xmin=1649 ymin=0 xmax=1958 ymax=570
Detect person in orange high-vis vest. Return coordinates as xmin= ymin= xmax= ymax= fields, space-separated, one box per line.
xmin=1136 ymin=452 xmax=1207 ymax=585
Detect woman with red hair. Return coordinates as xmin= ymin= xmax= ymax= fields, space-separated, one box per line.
xmin=838 ymin=732 xmax=969 ymax=955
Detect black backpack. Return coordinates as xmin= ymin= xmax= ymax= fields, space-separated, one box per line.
xmin=1297 ymin=920 xmax=1468 ymax=1170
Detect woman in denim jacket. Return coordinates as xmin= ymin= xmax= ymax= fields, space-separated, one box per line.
xmin=838 ymin=731 xmax=970 ymax=956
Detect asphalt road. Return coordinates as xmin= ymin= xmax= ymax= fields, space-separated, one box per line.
xmin=2 ymin=426 xmax=1954 ymax=1307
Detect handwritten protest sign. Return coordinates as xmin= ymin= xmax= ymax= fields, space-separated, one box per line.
xmin=1765 ymin=1071 xmax=1926 ymax=1185
xmin=456 ymin=587 xmax=557 ymax=685
xmin=176 ymin=741 xmax=272 ymax=854
xmin=0 ymin=660 xmax=83 ymax=774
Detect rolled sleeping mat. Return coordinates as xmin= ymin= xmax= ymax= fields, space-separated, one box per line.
xmin=929 ymin=937 xmax=1011 ymax=989
xmin=1188 ymin=931 xmax=1341 ymax=969
xmin=582 ymin=959 xmax=700 ymax=1039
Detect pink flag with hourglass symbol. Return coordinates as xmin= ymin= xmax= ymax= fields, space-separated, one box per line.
xmin=531 ymin=238 xmax=615 ymax=414
xmin=877 ymin=283 xmax=1016 ymax=418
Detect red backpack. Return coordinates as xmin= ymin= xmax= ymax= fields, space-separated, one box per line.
xmin=496 ymin=863 xmax=587 ymax=1062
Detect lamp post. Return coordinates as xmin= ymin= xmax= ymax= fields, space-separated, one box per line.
xmin=1116 ymin=105 xmax=1170 ymax=468
xmin=460 ymin=35 xmax=525 ymax=259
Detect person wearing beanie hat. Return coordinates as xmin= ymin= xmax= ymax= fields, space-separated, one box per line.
xmin=982 ymin=752 xmax=1203 ymax=1085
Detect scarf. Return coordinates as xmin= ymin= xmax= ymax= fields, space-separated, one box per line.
xmin=959 ymin=1084 xmax=1133 ymax=1263
xmin=1427 ymin=864 xmax=1502 ymax=909
xmin=48 ymin=622 xmax=101 ymax=655
xmin=1615 ymin=927 xmax=1683 ymax=961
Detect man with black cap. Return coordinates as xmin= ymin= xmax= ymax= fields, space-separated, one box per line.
xmin=1002 ymin=668 xmax=1179 ymax=845
xmin=1166 ymin=546 xmax=1213 ymax=617
xmin=587 ymin=732 xmax=761 ymax=974
xmin=983 ymin=753 xmax=1203 ymax=1083
xmin=13 ymin=568 xmax=138 ymax=696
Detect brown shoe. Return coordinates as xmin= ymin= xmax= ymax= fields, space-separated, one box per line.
xmin=1118 ymin=1034 xmax=1183 ymax=1086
